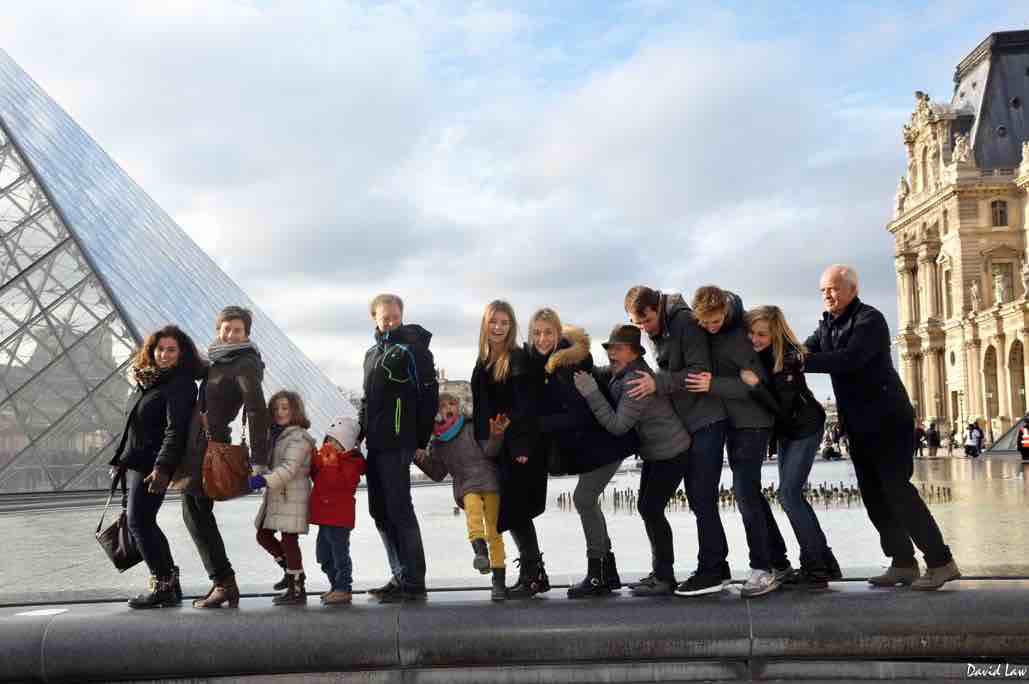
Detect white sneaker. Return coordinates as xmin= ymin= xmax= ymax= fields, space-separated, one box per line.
xmin=740 ymin=569 xmax=780 ymax=598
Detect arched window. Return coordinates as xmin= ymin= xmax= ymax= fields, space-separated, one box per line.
xmin=991 ymin=200 xmax=1008 ymax=227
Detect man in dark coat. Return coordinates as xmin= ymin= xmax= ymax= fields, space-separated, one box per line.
xmin=360 ymin=293 xmax=438 ymax=602
xmin=803 ymin=265 xmax=959 ymax=591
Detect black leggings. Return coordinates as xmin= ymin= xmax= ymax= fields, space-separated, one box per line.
xmin=125 ymin=469 xmax=174 ymax=577
xmin=509 ymin=521 xmax=541 ymax=562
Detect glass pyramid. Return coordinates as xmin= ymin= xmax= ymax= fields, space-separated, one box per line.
xmin=0 ymin=50 xmax=353 ymax=493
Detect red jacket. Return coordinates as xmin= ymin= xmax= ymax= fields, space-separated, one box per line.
xmin=309 ymin=443 xmax=366 ymax=528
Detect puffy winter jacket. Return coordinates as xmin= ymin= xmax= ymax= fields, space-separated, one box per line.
xmin=310 ymin=443 xmax=366 ymax=528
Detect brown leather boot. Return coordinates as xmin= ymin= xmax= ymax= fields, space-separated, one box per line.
xmin=192 ymin=574 xmax=240 ymax=609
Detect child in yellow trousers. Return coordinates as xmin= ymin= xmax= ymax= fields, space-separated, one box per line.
xmin=415 ymin=393 xmax=507 ymax=601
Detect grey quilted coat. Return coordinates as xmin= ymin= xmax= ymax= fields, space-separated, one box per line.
xmin=255 ymin=426 xmax=315 ymax=535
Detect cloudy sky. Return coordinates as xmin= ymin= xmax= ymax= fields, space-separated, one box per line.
xmin=2 ymin=1 xmax=1026 ymax=399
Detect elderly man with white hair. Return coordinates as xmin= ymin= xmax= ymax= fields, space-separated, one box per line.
xmin=801 ymin=265 xmax=960 ymax=591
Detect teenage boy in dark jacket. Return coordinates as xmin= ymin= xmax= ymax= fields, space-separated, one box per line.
xmin=623 ymin=286 xmax=731 ymax=596
xmin=360 ymin=293 xmax=439 ymax=602
xmin=686 ymin=286 xmax=789 ymax=598
xmin=803 ymin=264 xmax=958 ymax=591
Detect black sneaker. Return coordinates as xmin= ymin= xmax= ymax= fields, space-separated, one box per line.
xmin=674 ymin=569 xmax=727 ymax=597
xmin=630 ymin=575 xmax=675 ymax=597
xmin=368 ymin=577 xmax=399 ymax=597
xmin=378 ymin=583 xmax=428 ymax=603
xmin=781 ymin=567 xmax=829 ymax=591
xmin=823 ymin=548 xmax=843 ymax=581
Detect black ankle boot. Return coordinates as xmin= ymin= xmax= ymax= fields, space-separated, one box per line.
xmin=471 ymin=539 xmax=490 ymax=574
xmin=128 ymin=575 xmax=179 ymax=609
xmin=603 ymin=551 xmax=622 ymax=590
xmin=568 ymin=557 xmax=610 ymax=598
xmin=491 ymin=567 xmax=507 ymax=602
xmin=273 ymin=573 xmax=306 ymax=605
xmin=172 ymin=565 xmax=183 ymax=602
xmin=273 ymin=558 xmax=289 ymax=591
xmin=508 ymin=555 xmax=550 ymax=598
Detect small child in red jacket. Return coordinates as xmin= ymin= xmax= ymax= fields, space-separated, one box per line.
xmin=310 ymin=416 xmax=366 ymax=605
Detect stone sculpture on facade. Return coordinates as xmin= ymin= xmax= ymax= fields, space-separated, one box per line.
xmin=994 ymin=272 xmax=1007 ymax=306
xmin=1022 ymin=141 xmax=1029 ymax=170
xmin=1021 ymin=260 xmax=1029 ymax=299
xmin=895 ymin=176 xmax=910 ymax=215
xmin=970 ymin=280 xmax=981 ymax=313
xmin=952 ymin=133 xmax=971 ymax=164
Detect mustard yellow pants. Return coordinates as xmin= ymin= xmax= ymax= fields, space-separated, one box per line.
xmin=463 ymin=492 xmax=505 ymax=568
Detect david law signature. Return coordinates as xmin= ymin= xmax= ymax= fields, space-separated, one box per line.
xmin=967 ymin=663 xmax=1029 ymax=679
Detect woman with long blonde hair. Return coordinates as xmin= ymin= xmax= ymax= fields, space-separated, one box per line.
xmin=741 ymin=305 xmax=838 ymax=589
xmin=470 ymin=300 xmax=549 ymax=598
xmin=526 ymin=308 xmax=636 ymax=598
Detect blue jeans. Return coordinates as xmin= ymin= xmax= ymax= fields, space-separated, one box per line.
xmin=727 ymin=428 xmax=787 ymax=572
xmin=316 ymin=525 xmax=353 ymax=592
xmin=777 ymin=430 xmax=830 ymax=567
xmin=685 ymin=420 xmax=730 ymax=574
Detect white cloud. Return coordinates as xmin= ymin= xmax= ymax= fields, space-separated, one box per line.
xmin=2 ymin=1 xmax=1014 ymax=400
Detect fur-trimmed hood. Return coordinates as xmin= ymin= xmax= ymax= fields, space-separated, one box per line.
xmin=545 ymin=325 xmax=592 ymax=374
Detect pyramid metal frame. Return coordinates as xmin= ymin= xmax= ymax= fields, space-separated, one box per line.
xmin=0 ymin=51 xmax=353 ymax=493
xmin=0 ymin=123 xmax=137 ymax=491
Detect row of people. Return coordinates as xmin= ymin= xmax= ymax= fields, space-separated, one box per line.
xmin=111 ymin=264 xmax=961 ymax=608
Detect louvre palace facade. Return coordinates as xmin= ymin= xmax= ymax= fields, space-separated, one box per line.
xmin=890 ymin=31 xmax=1029 ymax=442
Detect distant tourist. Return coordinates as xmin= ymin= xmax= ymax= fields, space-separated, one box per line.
xmin=803 ymin=265 xmax=960 ymax=591
xmin=741 ymin=306 xmax=841 ymax=589
xmin=525 ymin=309 xmax=636 ymax=598
xmin=622 ymin=285 xmax=730 ymax=597
xmin=1019 ymin=413 xmax=1029 ymax=464
xmin=415 ymin=394 xmax=507 ymax=601
xmin=573 ymin=324 xmax=691 ymax=597
xmin=964 ymin=423 xmax=983 ymax=458
xmin=111 ymin=325 xmax=201 ymax=609
xmin=471 ymin=300 xmax=550 ymax=598
xmin=685 ymin=286 xmax=789 ymax=598
xmin=249 ymin=391 xmax=314 ymax=604
xmin=914 ymin=422 xmax=926 ymax=459
xmin=926 ymin=423 xmax=941 ymax=459
xmin=359 ymin=294 xmax=438 ymax=602
xmin=309 ymin=417 xmax=366 ymax=605
xmin=178 ymin=305 xmax=270 ymax=609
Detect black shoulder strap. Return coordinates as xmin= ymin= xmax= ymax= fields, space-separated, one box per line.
xmin=96 ymin=466 xmax=128 ymax=535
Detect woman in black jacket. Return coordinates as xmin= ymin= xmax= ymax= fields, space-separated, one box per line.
xmin=526 ymin=308 xmax=636 ymax=598
xmin=471 ymin=300 xmax=548 ymax=598
xmin=740 ymin=306 xmax=840 ymax=589
xmin=110 ymin=325 xmax=201 ymax=609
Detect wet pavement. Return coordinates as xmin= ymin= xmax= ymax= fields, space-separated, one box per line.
xmin=1 ymin=454 xmax=1027 ymax=604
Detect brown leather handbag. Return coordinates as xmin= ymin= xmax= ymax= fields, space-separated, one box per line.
xmin=202 ymin=413 xmax=251 ymax=501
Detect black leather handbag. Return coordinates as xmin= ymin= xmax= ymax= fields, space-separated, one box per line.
xmin=95 ymin=467 xmax=143 ymax=572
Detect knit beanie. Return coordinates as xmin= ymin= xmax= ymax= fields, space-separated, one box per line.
xmin=325 ymin=417 xmax=360 ymax=451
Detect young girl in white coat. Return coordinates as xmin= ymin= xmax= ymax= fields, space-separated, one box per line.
xmin=249 ymin=390 xmax=315 ymax=605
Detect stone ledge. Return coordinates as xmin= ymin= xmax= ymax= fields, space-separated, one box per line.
xmin=2 ymin=581 xmax=1028 ymax=683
